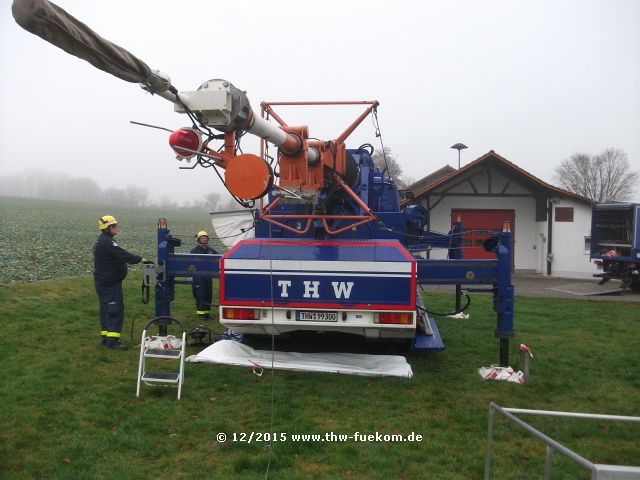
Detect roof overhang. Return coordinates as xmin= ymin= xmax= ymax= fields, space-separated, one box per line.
xmin=402 ymin=150 xmax=592 ymax=208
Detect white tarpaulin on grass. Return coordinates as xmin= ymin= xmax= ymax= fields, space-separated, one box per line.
xmin=186 ymin=340 xmax=413 ymax=378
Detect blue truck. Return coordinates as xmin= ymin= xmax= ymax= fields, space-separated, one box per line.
xmin=591 ymin=203 xmax=640 ymax=291
xmin=152 ymin=128 xmax=516 ymax=364
xmin=13 ymin=0 xmax=517 ymax=365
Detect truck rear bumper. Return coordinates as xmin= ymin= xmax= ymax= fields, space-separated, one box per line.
xmin=220 ymin=307 xmax=416 ymax=339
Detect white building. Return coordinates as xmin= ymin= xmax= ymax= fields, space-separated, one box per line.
xmin=404 ymin=151 xmax=597 ymax=278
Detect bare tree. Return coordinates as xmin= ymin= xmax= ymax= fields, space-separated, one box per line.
xmin=371 ymin=147 xmax=414 ymax=188
xmin=103 ymin=187 xmax=126 ymax=205
xmin=123 ymin=184 xmax=149 ymax=207
xmin=156 ymin=195 xmax=178 ymax=210
xmin=66 ymin=176 xmax=102 ymax=203
xmin=554 ymin=148 xmax=638 ymax=202
xmin=203 ymin=192 xmax=221 ymax=212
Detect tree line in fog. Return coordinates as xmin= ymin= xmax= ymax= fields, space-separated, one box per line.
xmin=0 ymin=170 xmax=235 ymax=212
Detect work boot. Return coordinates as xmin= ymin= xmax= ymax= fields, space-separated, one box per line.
xmin=104 ymin=342 xmax=128 ymax=350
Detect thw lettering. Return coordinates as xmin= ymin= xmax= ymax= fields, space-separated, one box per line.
xmin=277 ymin=280 xmax=355 ymax=299
xmin=331 ymin=281 xmax=354 ymax=299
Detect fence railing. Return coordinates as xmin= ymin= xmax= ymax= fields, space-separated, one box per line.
xmin=484 ymin=402 xmax=640 ymax=479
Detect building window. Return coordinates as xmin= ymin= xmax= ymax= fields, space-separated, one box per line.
xmin=584 ymin=236 xmax=591 ymax=252
xmin=555 ymin=207 xmax=574 ymax=222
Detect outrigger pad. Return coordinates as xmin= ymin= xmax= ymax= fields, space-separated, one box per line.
xmin=413 ymin=317 xmax=445 ymax=351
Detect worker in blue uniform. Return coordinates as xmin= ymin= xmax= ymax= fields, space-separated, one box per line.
xmin=93 ymin=215 xmax=142 ymax=350
xmin=191 ymin=230 xmax=217 ymax=320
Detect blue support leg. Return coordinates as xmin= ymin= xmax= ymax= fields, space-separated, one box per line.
xmin=494 ymin=227 xmax=514 ymax=366
xmin=155 ymin=219 xmax=175 ymax=336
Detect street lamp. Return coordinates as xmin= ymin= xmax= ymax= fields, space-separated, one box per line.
xmin=449 ymin=142 xmax=468 ymax=312
xmin=450 ymin=143 xmax=468 ymax=169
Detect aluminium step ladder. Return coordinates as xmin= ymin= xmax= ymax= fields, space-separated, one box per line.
xmin=136 ymin=316 xmax=187 ymax=400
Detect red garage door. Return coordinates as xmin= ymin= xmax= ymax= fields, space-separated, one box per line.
xmin=452 ymin=209 xmax=514 ymax=260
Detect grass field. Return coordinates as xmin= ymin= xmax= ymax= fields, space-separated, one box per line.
xmin=0 ymin=196 xmax=223 ymax=285
xmin=1 ymin=271 xmax=638 ymax=479
xmin=1 ymin=196 xmax=638 ymax=478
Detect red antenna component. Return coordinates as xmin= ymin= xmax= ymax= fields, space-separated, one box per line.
xmin=169 ymin=126 xmax=275 ymax=201
xmin=169 ymin=128 xmax=202 ymax=158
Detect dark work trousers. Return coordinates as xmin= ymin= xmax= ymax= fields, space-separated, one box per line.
xmin=94 ymin=279 xmax=125 ymax=346
xmin=192 ymin=277 xmax=213 ymax=320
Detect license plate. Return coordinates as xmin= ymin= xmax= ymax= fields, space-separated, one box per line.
xmin=297 ymin=311 xmax=338 ymax=322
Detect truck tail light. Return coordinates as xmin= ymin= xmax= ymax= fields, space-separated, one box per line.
xmin=223 ymin=308 xmax=260 ymax=320
xmin=376 ymin=312 xmax=413 ymax=325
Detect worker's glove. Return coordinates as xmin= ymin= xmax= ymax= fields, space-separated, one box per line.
xmin=141 ymin=258 xmax=154 ymax=265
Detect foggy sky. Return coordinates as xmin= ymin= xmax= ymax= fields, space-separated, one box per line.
xmin=1 ymin=0 xmax=639 ymax=204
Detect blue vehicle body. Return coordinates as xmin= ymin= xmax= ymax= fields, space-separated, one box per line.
xmin=150 ymin=149 xmax=516 ymax=364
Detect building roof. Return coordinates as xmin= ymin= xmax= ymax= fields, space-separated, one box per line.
xmin=403 ymin=150 xmax=592 ymax=206
xmin=404 ymin=164 xmax=456 ymax=192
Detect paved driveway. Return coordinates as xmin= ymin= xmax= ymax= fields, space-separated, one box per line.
xmin=510 ymin=274 xmax=639 ymax=302
xmin=423 ymin=273 xmax=640 ymax=302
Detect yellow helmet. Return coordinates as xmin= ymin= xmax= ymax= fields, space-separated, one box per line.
xmin=98 ymin=215 xmax=118 ymax=231
xmin=196 ymin=230 xmax=209 ymax=239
